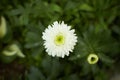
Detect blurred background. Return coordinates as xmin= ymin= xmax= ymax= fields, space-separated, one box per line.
xmin=0 ymin=0 xmax=120 ymax=80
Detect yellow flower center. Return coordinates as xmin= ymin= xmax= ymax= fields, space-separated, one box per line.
xmin=54 ymin=33 xmax=65 ymax=46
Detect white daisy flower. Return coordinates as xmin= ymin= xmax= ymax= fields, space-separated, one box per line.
xmin=42 ymin=21 xmax=77 ymax=58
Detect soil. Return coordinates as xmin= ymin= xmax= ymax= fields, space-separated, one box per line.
xmin=0 ymin=61 xmax=25 ymax=80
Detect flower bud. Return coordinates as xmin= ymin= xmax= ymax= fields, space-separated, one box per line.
xmin=0 ymin=16 xmax=7 ymax=38
xmin=87 ymin=53 xmax=99 ymax=64
xmin=3 ymin=44 xmax=25 ymax=58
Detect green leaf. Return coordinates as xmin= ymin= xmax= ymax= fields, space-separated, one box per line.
xmin=25 ymin=32 xmax=42 ymax=48
xmin=112 ymin=25 xmax=120 ymax=35
xmin=63 ymin=74 xmax=80 ymax=80
xmin=95 ymin=70 xmax=109 ymax=80
xmin=47 ymin=58 xmax=61 ymax=79
xmin=0 ymin=54 xmax=16 ymax=63
xmin=19 ymin=14 xmax=29 ymax=25
xmin=50 ymin=4 xmax=62 ymax=12
xmin=98 ymin=53 xmax=114 ymax=64
xmin=31 ymin=46 xmax=44 ymax=61
xmin=65 ymin=1 xmax=77 ymax=10
xmin=79 ymin=3 xmax=93 ymax=11
xmin=27 ymin=66 xmax=46 ymax=80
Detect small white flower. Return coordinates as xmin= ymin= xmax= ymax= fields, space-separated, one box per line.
xmin=42 ymin=21 xmax=77 ymax=58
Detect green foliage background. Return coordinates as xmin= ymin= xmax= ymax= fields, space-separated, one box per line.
xmin=0 ymin=0 xmax=120 ymax=80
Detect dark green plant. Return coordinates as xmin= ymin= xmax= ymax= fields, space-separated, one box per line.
xmin=0 ymin=0 xmax=120 ymax=80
